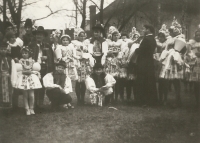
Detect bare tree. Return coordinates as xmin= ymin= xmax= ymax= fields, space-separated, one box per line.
xmin=73 ymin=0 xmax=87 ymax=29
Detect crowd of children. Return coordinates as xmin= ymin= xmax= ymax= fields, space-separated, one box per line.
xmin=0 ymin=17 xmax=200 ymax=115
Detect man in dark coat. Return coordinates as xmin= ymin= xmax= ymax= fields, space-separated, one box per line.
xmin=135 ymin=24 xmax=158 ymax=106
xmin=29 ymin=26 xmax=55 ymax=109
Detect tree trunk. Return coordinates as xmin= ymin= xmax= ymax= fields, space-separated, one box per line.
xmin=17 ymin=0 xmax=22 ymax=36
xmin=3 ymin=0 xmax=7 ymax=34
xmin=99 ymin=0 xmax=104 ymax=24
xmin=80 ymin=0 xmax=87 ymax=30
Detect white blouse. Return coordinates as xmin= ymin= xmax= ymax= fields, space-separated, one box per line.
xmin=43 ymin=73 xmax=72 ymax=94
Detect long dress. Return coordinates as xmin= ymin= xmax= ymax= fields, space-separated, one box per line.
xmin=15 ymin=58 xmax=42 ymax=90
xmin=0 ymin=51 xmax=12 ymax=108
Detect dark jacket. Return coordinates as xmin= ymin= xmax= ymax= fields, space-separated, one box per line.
xmin=29 ymin=41 xmax=55 ymax=74
xmin=135 ymin=34 xmax=157 ymax=105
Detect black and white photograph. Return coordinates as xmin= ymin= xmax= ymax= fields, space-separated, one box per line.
xmin=0 ymin=0 xmax=200 ymax=142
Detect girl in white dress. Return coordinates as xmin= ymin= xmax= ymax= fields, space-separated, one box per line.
xmin=14 ymin=47 xmax=42 ymax=115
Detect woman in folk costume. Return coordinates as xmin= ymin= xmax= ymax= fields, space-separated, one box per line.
xmin=51 ymin=29 xmax=62 ymax=63
xmin=88 ymin=23 xmax=108 ymax=65
xmin=187 ymin=26 xmax=200 ymax=108
xmin=6 ymin=31 xmax=23 ymax=63
xmin=85 ymin=63 xmax=116 ymax=106
xmin=155 ymin=24 xmax=170 ymax=105
xmin=106 ymin=26 xmax=129 ymax=102
xmin=71 ymin=28 xmax=95 ymax=105
xmin=12 ymin=47 xmax=42 ymax=115
xmin=0 ymin=40 xmax=12 ymax=108
xmin=159 ymin=18 xmax=186 ymax=107
xmin=60 ymin=35 xmax=78 ymax=81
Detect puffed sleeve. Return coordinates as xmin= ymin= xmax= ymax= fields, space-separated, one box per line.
xmin=85 ymin=76 xmax=98 ymax=93
xmin=43 ymin=73 xmax=60 ymax=89
xmin=104 ymin=74 xmax=116 ymax=88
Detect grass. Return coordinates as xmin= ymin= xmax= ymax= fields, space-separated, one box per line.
xmin=0 ymin=82 xmax=200 ymax=143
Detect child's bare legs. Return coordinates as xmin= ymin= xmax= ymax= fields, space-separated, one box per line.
xmin=28 ymin=90 xmax=35 ymax=114
xmin=23 ymin=90 xmax=30 ymax=115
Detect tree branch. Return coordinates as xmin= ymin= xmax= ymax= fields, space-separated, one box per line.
xmin=27 ymin=9 xmax=76 ymax=21
xmin=89 ymin=0 xmax=100 ymax=11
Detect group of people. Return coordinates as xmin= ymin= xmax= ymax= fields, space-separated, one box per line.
xmin=0 ymin=17 xmax=200 ymax=115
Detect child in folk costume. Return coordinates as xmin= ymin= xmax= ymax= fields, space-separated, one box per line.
xmin=187 ymin=27 xmax=200 ymax=108
xmin=71 ymin=28 xmax=95 ymax=105
xmin=183 ymin=43 xmax=196 ymax=91
xmin=6 ymin=31 xmax=23 ymax=62
xmin=12 ymin=47 xmax=42 ymax=115
xmin=155 ymin=24 xmax=170 ymax=105
xmin=88 ymin=23 xmax=108 ymax=65
xmin=51 ymin=30 xmax=62 ymax=63
xmin=126 ymin=33 xmax=142 ymax=103
xmin=60 ymin=35 xmax=78 ymax=80
xmin=85 ymin=63 xmax=116 ymax=106
xmin=159 ymin=18 xmax=186 ymax=107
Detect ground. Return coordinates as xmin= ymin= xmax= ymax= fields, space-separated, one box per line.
xmin=0 ymin=83 xmax=200 ymax=143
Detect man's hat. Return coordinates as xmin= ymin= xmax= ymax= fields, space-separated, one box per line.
xmin=93 ymin=63 xmax=103 ymax=70
xmin=92 ymin=23 xmax=104 ymax=33
xmin=24 ymin=19 xmax=32 ymax=28
xmin=56 ymin=60 xmax=66 ymax=68
xmin=32 ymin=26 xmax=48 ymax=37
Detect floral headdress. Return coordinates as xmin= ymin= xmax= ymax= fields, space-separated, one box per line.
xmin=159 ymin=24 xmax=169 ymax=37
xmin=51 ymin=29 xmax=61 ymax=38
xmin=21 ymin=46 xmax=33 ymax=54
xmin=170 ymin=17 xmax=182 ymax=35
xmin=107 ymin=26 xmax=119 ymax=39
xmin=130 ymin=27 xmax=140 ymax=39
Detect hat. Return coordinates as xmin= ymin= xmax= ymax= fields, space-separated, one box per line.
xmin=170 ymin=17 xmax=182 ymax=35
xmin=60 ymin=34 xmax=71 ymax=42
xmin=93 ymin=63 xmax=103 ymax=70
xmin=5 ymin=21 xmax=13 ymax=29
xmin=92 ymin=23 xmax=104 ymax=33
xmin=159 ymin=24 xmax=169 ymax=37
xmin=24 ymin=19 xmax=32 ymax=28
xmin=32 ymin=26 xmax=48 ymax=37
xmin=56 ymin=60 xmax=66 ymax=68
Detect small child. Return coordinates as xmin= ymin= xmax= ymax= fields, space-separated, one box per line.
xmin=13 ymin=47 xmax=42 ymax=115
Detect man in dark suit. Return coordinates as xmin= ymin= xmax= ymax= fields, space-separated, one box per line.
xmin=135 ymin=24 xmax=158 ymax=106
xmin=29 ymin=26 xmax=55 ymax=109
